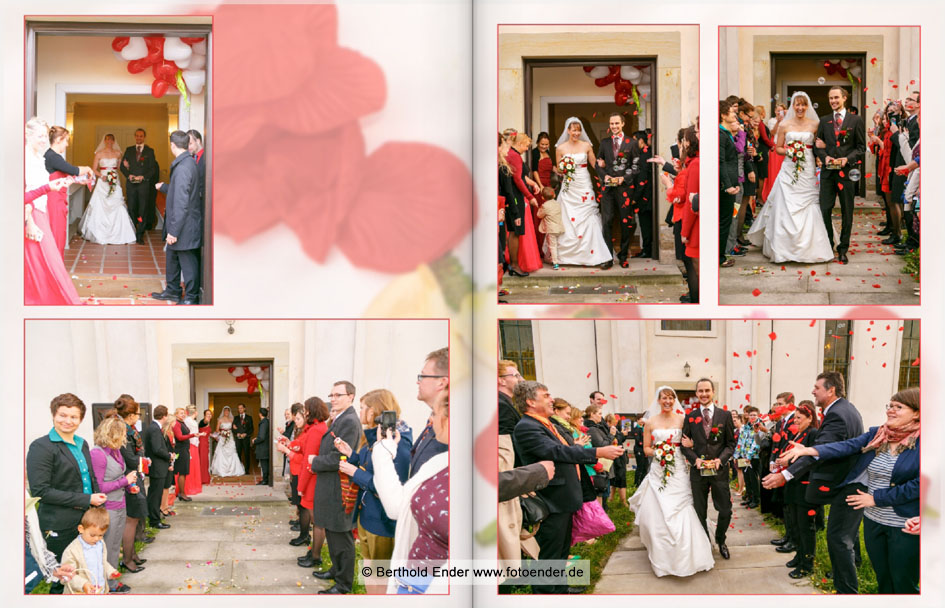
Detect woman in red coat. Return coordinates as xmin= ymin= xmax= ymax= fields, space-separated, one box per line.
xmin=665 ymin=127 xmax=700 ymax=303
xmin=506 ymin=133 xmax=543 ymax=273
xmin=295 ymin=397 xmax=329 ymax=568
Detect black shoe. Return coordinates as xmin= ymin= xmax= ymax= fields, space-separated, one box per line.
xmin=785 ymin=556 xmax=801 ymax=568
xmin=141 ymin=536 xmax=156 ymax=544
xmin=298 ymin=555 xmax=320 ymax=568
xmin=719 ymin=544 xmax=730 ymax=559
xmin=747 ymin=502 xmax=759 ymax=509
xmin=837 ymin=253 xmax=849 ymax=264
xmin=737 ymin=238 xmax=751 ymax=247
xmin=178 ymin=299 xmax=199 ymax=305
xmin=120 ymin=561 xmax=145 ymax=573
xmin=789 ymin=567 xmax=811 ymax=579
xmin=620 ymin=259 xmax=630 ymax=268
xmin=111 ymin=582 xmax=132 ymax=593
xmin=151 ymin=521 xmax=170 ymax=529
xmin=881 ymin=236 xmax=901 ymax=245
xmin=318 ymin=585 xmax=348 ymax=595
xmin=632 ymin=251 xmax=647 ymax=258
xmin=770 ymin=537 xmax=788 ymax=546
xmin=135 ymin=558 xmax=147 ymax=564
xmin=290 ymin=523 xmax=301 ymax=531
xmin=877 ymin=227 xmax=892 ymax=236
xmin=312 ymin=570 xmax=334 ymax=580
xmin=256 ymin=480 xmax=266 ymax=485
xmin=679 ymin=294 xmax=691 ymax=303
xmin=150 ymin=290 xmax=181 ymax=302
xmin=776 ymin=543 xmax=796 ymax=553
xmin=178 ymin=495 xmax=192 ymax=502
xmin=288 ymin=519 xmax=299 ymax=526
xmin=729 ymin=247 xmax=748 ymax=257
xmin=508 ymin=268 xmax=529 ymax=277
xmin=289 ymin=534 xmax=311 ymax=546
xmin=600 ymin=261 xmax=614 ymax=270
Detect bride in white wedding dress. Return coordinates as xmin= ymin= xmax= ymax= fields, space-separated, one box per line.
xmin=211 ymin=406 xmax=245 ymax=477
xmin=747 ymin=92 xmax=834 ymax=263
xmin=542 ymin=117 xmax=611 ymax=266
xmin=79 ymin=134 xmax=137 ymax=245
xmin=628 ymin=386 xmax=715 ymax=577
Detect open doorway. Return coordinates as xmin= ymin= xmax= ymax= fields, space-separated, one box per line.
xmin=189 ymin=360 xmax=274 ymax=486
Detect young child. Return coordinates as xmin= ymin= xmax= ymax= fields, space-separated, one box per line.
xmin=60 ymin=507 xmax=119 ymax=594
xmin=536 ymin=186 xmax=564 ymax=269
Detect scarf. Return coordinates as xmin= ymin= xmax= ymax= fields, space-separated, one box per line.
xmin=863 ymin=421 xmax=920 ymax=455
xmin=526 ymin=412 xmax=580 ymax=478
xmin=879 ymin=130 xmax=893 ymax=193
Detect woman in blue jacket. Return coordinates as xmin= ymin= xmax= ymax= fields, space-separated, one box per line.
xmin=786 ymin=387 xmax=919 ymax=593
xmin=337 ymin=389 xmax=413 ymax=594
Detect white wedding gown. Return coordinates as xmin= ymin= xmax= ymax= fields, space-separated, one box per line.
xmin=543 ymin=153 xmax=612 ymax=266
xmin=628 ymin=428 xmax=715 ymax=577
xmin=79 ymin=157 xmax=137 ymax=245
xmin=211 ymin=422 xmax=245 ymax=477
xmin=746 ymin=131 xmax=834 ymax=263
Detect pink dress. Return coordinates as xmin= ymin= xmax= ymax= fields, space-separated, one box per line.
xmin=24 ymin=183 xmax=81 ymax=305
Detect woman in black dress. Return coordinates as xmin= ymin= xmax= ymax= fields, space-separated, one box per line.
xmin=115 ymin=395 xmax=149 ymax=571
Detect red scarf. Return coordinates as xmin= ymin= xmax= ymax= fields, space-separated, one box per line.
xmin=878 ymin=131 xmax=893 ymax=193
xmin=863 ymin=421 xmax=920 ymax=455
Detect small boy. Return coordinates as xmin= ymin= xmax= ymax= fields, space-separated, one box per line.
xmin=536 ymin=186 xmax=564 ymax=269
xmin=61 ymin=507 xmax=119 ymax=594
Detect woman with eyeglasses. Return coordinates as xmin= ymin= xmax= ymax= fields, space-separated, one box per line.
xmin=783 ymin=388 xmax=920 ymax=593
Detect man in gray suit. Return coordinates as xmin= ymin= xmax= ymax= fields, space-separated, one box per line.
xmin=310 ymin=381 xmax=362 ymax=594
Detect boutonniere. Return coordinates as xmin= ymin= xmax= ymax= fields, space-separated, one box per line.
xmin=837 ymin=129 xmax=849 ymax=144
xmin=709 ymin=426 xmax=722 ymax=441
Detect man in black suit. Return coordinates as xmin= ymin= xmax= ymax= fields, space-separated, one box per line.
xmin=681 ymin=378 xmax=737 ymax=559
xmin=629 ymin=130 xmax=655 ymax=258
xmin=512 ymin=381 xmax=624 ymax=593
xmin=898 ymin=92 xmax=920 ymax=251
xmin=719 ymin=100 xmax=740 ymax=267
xmin=232 ymin=403 xmax=254 ymax=473
xmin=764 ymin=371 xmax=864 ymax=593
xmin=311 ymin=381 xmax=363 ymax=594
xmin=143 ymin=405 xmax=172 ymax=530
xmin=150 ymin=130 xmax=203 ymax=305
xmin=814 ymin=86 xmax=866 ymax=264
xmin=252 ymin=408 xmax=270 ymax=485
xmin=595 ymin=113 xmax=640 ymax=269
xmin=27 ymin=394 xmax=107 ymax=593
xmin=628 ymin=416 xmax=649 ymax=487
xmin=120 ymin=128 xmax=158 ymax=244
xmin=768 ymin=392 xmax=797 ymax=552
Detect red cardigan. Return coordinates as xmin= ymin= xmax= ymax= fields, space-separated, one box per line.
xmin=505 ymin=149 xmax=535 ymax=203
xmin=680 ymin=157 xmax=700 ymax=258
xmin=667 ymin=156 xmax=697 ymax=223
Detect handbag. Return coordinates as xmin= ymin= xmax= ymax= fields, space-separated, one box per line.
xmin=519 ymin=494 xmax=549 ymax=540
xmin=592 ymin=472 xmax=610 ymax=492
xmin=571 ymin=499 xmax=615 ymax=545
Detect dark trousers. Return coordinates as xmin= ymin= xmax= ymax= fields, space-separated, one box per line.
xmin=787 ymin=499 xmax=817 ymax=570
xmin=782 ymin=502 xmax=798 ymax=546
xmin=819 ymin=169 xmax=854 ymax=254
xmin=325 ymin=528 xmax=355 ymax=592
xmin=826 ymin=484 xmax=866 ymax=594
xmin=683 ymin=256 xmax=698 ymax=302
xmin=691 ymin=469 xmax=732 ymax=545
xmin=633 ymin=453 xmax=649 ymax=487
xmin=600 ymin=184 xmax=632 ymax=261
xmin=166 ymin=247 xmax=199 ymax=301
xmin=743 ymin=459 xmax=760 ymax=504
xmin=127 ymin=182 xmax=152 ymax=241
xmin=235 ymin=439 xmax=251 ymax=472
xmin=863 ymin=517 xmax=919 ymax=594
xmin=719 ymin=189 xmax=735 ymax=264
xmin=258 ymin=458 xmax=270 ymax=483
xmin=534 ymin=510 xmax=574 ymax=593
xmin=147 ymin=474 xmax=167 ymax=523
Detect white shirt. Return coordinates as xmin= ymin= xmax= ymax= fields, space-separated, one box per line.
xmin=833 ymin=108 xmax=847 ymax=125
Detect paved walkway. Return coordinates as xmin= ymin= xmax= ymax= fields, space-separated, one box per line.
xmin=595 ymin=497 xmax=817 ymax=594
xmin=120 ymin=482 xmax=330 ymax=594
xmin=720 ymin=197 xmax=917 ymax=305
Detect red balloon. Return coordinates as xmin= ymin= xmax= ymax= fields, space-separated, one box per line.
xmin=594 ymin=77 xmax=609 ymax=87
xmin=615 ymin=92 xmax=629 ymax=106
xmin=144 ymin=37 xmax=165 ymax=66
xmin=111 ymin=36 xmax=130 ymax=52
xmin=152 ymin=61 xmax=179 ymax=84
xmin=151 ymin=79 xmax=170 ymax=98
xmin=614 ymin=78 xmax=631 ymax=94
xmin=583 ymin=65 xmax=594 ymax=73
xmin=127 ymin=59 xmax=148 ymax=74
xmin=181 ymin=37 xmax=204 ymax=45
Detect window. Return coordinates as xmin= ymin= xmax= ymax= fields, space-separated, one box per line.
xmin=660 ymin=320 xmax=712 ymax=332
xmin=898 ymin=320 xmax=920 ymax=389
xmin=823 ymin=320 xmax=852 ymax=388
xmin=499 ymin=320 xmax=536 ymax=380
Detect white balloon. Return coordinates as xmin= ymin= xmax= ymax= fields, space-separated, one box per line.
xmin=637 ymin=83 xmax=652 ymax=98
xmin=230 ymin=368 xmax=243 ymax=378
xmin=629 ymin=74 xmax=642 ymax=85
xmin=849 ymin=65 xmax=862 ymax=77
xmin=162 ymin=37 xmax=193 ymax=62
xmin=120 ymin=36 xmax=148 ymax=61
xmin=188 ymin=53 xmax=206 ymax=70
xmin=182 ymin=69 xmax=205 ymax=94
xmin=173 ymin=54 xmax=191 ymax=69
xmin=259 ymin=367 xmax=270 ymax=380
xmin=191 ymin=40 xmax=208 ymax=56
xmin=589 ymin=66 xmax=610 ymax=79
xmin=640 ymin=71 xmax=651 ymax=84
xmin=828 ymin=58 xmax=840 ymax=64
xmin=840 ymin=60 xmax=851 ymax=69
xmin=248 ymin=366 xmax=262 ymax=375
xmin=260 ymin=380 xmax=270 ymax=392
xmin=620 ymin=65 xmax=641 ymax=81
xmin=112 ymin=50 xmax=124 ymax=62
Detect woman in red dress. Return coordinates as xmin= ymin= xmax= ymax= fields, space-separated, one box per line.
xmin=530 ymin=132 xmax=554 ymax=253
xmin=24 ymin=117 xmax=81 ymax=305
xmin=762 ymin=104 xmax=787 ymax=202
xmin=295 ymin=398 xmax=329 ymax=568
xmin=44 ymin=126 xmax=92 ymax=257
xmin=184 ymin=406 xmax=204 ymax=496
xmin=506 ymin=133 xmax=543 ymax=272
xmin=198 ymin=409 xmax=212 ymax=484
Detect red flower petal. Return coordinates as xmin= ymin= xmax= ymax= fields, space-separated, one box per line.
xmin=752 ymin=288 xmax=761 ymax=297
xmin=768 ymin=332 xmax=777 ymax=340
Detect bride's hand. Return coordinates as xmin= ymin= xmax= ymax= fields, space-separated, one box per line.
xmin=680 ymin=435 xmax=694 ymax=448
xmin=815 ymin=138 xmax=826 ymax=149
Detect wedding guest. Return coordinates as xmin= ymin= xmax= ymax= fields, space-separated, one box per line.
xmin=373 ymin=392 xmax=450 ymax=594
xmin=278 ymin=407 xmax=295 ymax=478
xmin=45 ymin=126 xmax=93 ymax=256
xmin=275 ymin=403 xmax=306 ymax=539
xmin=89 ymin=414 xmax=137 ymax=590
xmin=25 ymin=494 xmax=78 ymax=593
xmin=681 ymin=190 xmax=700 ymax=303
xmin=310 ymin=382 xmax=362 ymax=595
xmin=184 ymin=405 xmax=203 ymax=496
xmin=410 ymin=348 xmax=450 ymax=477
xmin=512 ymin=382 xmax=623 ymax=593
xmin=26 ymin=393 xmax=106 ymax=593
xmin=629 ymin=130 xmax=654 ymax=258
xmin=119 ymin=128 xmax=157 ymax=243
xmin=114 ymin=395 xmax=149 ymax=568
xmin=143 ymin=406 xmax=172 ymax=529
xmin=727 ymin=101 xmax=758 ymax=256
xmin=737 ymin=406 xmax=762 ymax=509
xmin=761 ymin=103 xmax=787 ymax=202
xmin=233 ymin=403 xmax=254 ymax=473
xmin=530 ymin=131 xmax=553 ymax=252
xmin=898 ymin=92 xmax=920 ymax=251
xmin=336 ymin=389 xmax=414 ymax=593
xmin=150 ymin=130 xmax=202 ymax=305
xmin=605 ymin=413 xmax=629 ymax=505
xmin=785 ymin=387 xmax=919 ymax=593
xmin=628 ymin=415 xmax=650 ymax=487
xmin=60 ymin=507 xmax=119 ymax=594
xmin=160 ymin=415 xmax=178 ymax=515
xmin=172 ymin=407 xmax=203 ymax=501
xmin=779 ymin=400 xmax=819 ymax=579
xmin=24 ymin=118 xmax=81 ymax=305
xmin=186 ymin=129 xmax=206 ymax=205
xmin=498 ymin=133 xmax=519 ymax=281
xmin=294 ymin=398 xmax=329 ymax=569
xmin=665 ymin=126 xmax=699 ymax=302
xmin=198 ymin=409 xmax=213 ymax=484
xmin=253 ymin=407 xmax=271 ymax=485
xmin=498 ymin=360 xmax=525 ymax=569
xmin=753 ymin=106 xmax=771 ymax=203
xmin=506 ymin=132 xmax=542 ymax=273
xmin=536 ymin=186 xmax=564 ymax=269
xmin=719 ymin=101 xmax=740 ymax=267
xmin=585 ymin=404 xmax=614 ymax=509
xmin=498 ymin=360 xmax=523 ymax=436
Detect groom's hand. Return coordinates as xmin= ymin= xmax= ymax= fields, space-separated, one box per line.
xmin=597 ymin=158 xmax=605 ymax=168
xmin=166 ymin=235 xmax=178 ymax=245
xmin=695 ymin=458 xmax=704 ymax=469
xmin=824 ymin=156 xmax=835 ymax=166
xmin=762 ymin=472 xmax=786 ymax=489
xmin=155 ymin=182 xmax=164 ymax=191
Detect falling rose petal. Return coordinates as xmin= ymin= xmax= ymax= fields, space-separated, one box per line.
xmin=768 ymin=332 xmax=777 ymax=341
xmin=587 ymin=372 xmax=592 ymax=378
xmin=629 ymin=386 xmax=635 ymax=392
xmin=911 ymin=357 xmax=919 ymax=366
xmin=704 ymin=358 xmax=709 ymax=363
xmin=819 ymin=485 xmax=830 ymax=492
xmin=872 ymin=284 xmax=881 ymax=288
xmin=751 ymin=288 xmax=761 ymax=297
xmin=610 ymin=394 xmax=617 ymax=399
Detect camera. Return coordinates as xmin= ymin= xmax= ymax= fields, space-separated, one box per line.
xmin=375 ymin=410 xmax=397 ymax=434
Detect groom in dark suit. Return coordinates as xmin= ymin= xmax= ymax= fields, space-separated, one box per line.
xmin=596 ymin=112 xmax=640 ymax=269
xmin=681 ymin=378 xmax=737 ymax=559
xmin=120 ymin=128 xmax=158 ymax=244
xmin=233 ymin=403 xmax=254 ymax=473
xmin=814 ymin=86 xmax=866 ymax=264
